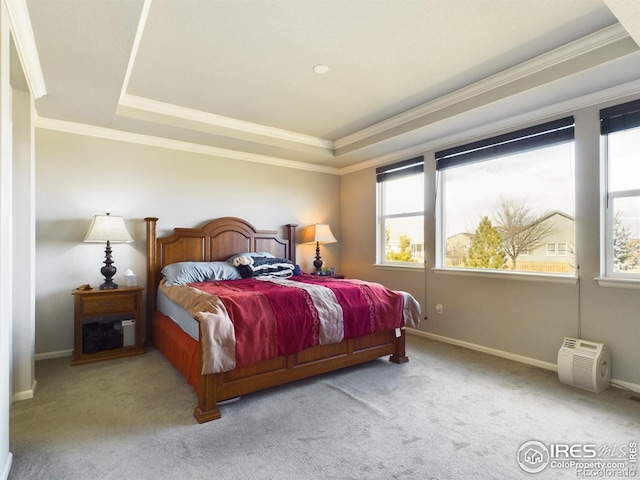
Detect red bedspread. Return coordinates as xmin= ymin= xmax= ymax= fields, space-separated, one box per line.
xmin=161 ymin=276 xmax=420 ymax=374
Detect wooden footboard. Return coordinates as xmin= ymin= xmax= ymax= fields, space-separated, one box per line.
xmin=194 ymin=328 xmax=409 ymax=423
xmin=153 ymin=311 xmax=408 ymax=422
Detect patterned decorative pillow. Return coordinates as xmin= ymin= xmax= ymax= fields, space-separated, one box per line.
xmin=232 ymin=256 xmax=295 ymax=279
xmin=225 ymin=252 xmax=275 ymax=264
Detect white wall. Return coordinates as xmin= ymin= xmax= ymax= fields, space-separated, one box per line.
xmin=34 ymin=128 xmax=341 ymax=356
xmin=0 ymin=2 xmax=12 ymax=477
xmin=341 ymin=95 xmax=640 ymax=389
xmin=12 ymin=88 xmax=35 ymax=401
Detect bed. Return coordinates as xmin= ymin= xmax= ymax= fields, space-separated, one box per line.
xmin=145 ymin=216 xmax=420 ymax=423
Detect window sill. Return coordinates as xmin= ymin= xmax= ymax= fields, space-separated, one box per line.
xmin=433 ymin=267 xmax=578 ymax=284
xmin=373 ymin=263 xmax=425 ymax=272
xmin=595 ymin=277 xmax=640 ymax=289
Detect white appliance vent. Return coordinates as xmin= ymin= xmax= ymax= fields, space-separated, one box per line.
xmin=557 ymin=338 xmax=611 ymax=393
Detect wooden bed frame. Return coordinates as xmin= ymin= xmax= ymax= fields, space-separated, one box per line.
xmin=145 ymin=216 xmax=408 ymax=423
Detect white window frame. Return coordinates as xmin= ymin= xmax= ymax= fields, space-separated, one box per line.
xmin=435 ymin=117 xmax=576 ymax=278
xmin=376 ymin=157 xmax=424 ymax=267
xmin=600 ymin=99 xmax=640 ymax=282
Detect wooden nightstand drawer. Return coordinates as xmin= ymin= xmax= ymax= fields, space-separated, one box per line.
xmin=80 ymin=294 xmax=136 ymax=315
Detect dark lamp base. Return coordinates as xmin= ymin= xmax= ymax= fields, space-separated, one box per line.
xmin=99 ymin=241 xmax=118 ymax=290
xmin=313 ymin=241 xmax=324 ymax=274
xmin=99 ymin=281 xmax=118 ymax=290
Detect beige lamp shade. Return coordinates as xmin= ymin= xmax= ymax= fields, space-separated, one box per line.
xmin=84 ymin=213 xmax=133 ymax=243
xmin=300 ymin=223 xmax=337 ymax=245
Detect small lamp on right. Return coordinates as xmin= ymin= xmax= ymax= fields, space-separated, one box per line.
xmin=301 ymin=223 xmax=337 ymax=274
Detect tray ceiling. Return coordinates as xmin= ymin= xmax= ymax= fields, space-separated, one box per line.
xmin=19 ymin=0 xmax=640 ymax=173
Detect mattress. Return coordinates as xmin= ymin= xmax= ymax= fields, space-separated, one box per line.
xmin=157 ymin=287 xmax=199 ymax=340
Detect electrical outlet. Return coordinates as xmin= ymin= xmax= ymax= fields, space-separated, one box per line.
xmin=435 ymin=304 xmax=443 ymax=315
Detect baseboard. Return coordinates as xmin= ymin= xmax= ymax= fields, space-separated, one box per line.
xmin=406 ymin=328 xmax=557 ymax=371
xmin=12 ymin=379 xmax=37 ymax=402
xmin=1 ymin=452 xmax=13 ymax=480
xmin=609 ymin=378 xmax=640 ymax=394
xmin=34 ymin=349 xmax=72 ymax=361
xmin=406 ymin=328 xmax=640 ymax=394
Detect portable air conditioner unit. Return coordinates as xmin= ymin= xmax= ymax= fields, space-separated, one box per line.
xmin=557 ymin=338 xmax=611 ymax=393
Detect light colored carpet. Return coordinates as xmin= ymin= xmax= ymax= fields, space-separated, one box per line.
xmin=9 ymin=336 xmax=639 ymax=480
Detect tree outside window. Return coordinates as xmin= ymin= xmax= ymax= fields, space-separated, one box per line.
xmin=438 ymin=118 xmax=575 ymax=275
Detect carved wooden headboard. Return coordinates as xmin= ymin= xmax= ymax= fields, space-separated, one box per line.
xmin=144 ymin=216 xmax=297 ymax=343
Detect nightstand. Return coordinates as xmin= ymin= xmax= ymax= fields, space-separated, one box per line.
xmin=310 ymin=273 xmax=345 ymax=279
xmin=71 ymin=286 xmax=145 ymax=366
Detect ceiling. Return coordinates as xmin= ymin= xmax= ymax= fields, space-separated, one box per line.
xmin=13 ymin=0 xmax=640 ymax=173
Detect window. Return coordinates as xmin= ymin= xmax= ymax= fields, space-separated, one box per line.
xmin=376 ymin=157 xmax=424 ymax=265
xmin=601 ymin=99 xmax=640 ymax=278
xmin=546 ymin=242 xmax=568 ymax=257
xmin=436 ymin=117 xmax=575 ymax=275
xmin=557 ymin=243 xmax=568 ymax=256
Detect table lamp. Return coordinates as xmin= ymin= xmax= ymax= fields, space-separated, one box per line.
xmin=84 ymin=213 xmax=133 ymax=290
xmin=301 ymin=223 xmax=337 ymax=274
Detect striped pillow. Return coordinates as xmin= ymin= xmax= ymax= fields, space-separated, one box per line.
xmin=232 ymin=256 xmax=295 ymax=279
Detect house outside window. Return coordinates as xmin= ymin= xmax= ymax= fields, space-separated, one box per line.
xmin=437 ymin=118 xmax=575 ymax=275
xmin=376 ymin=157 xmax=424 ymax=265
xmin=601 ymin=99 xmax=640 ymax=278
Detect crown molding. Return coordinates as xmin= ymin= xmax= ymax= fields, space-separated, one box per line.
xmin=4 ymin=0 xmax=46 ymax=98
xmin=33 ymin=76 xmax=640 ymax=180
xmin=338 ymin=78 xmax=640 ymax=176
xmin=603 ymin=0 xmax=640 ymax=48
xmin=118 ymin=94 xmax=334 ymax=152
xmin=34 ymin=115 xmax=340 ymax=175
xmin=334 ymin=23 xmax=631 ymax=151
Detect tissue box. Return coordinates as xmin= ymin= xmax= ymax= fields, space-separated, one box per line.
xmin=124 ymin=270 xmax=137 ymax=287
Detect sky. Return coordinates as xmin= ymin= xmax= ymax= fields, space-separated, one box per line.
xmin=442 ymin=142 xmax=575 ymax=238
xmin=606 ymin=128 xmax=640 ymax=237
xmin=384 ymin=128 xmax=639 ymax=243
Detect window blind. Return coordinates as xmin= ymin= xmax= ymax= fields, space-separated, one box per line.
xmin=376 ymin=156 xmax=424 ymax=183
xmin=600 ymin=99 xmax=640 ymax=134
xmin=435 ymin=117 xmax=574 ymax=171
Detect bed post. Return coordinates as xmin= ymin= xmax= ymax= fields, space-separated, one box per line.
xmin=145 ymin=217 xmax=158 ymax=346
xmin=194 ymin=325 xmax=221 ymax=423
xmin=286 ymin=224 xmax=297 ymax=264
xmin=389 ymin=330 xmax=409 ymax=364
